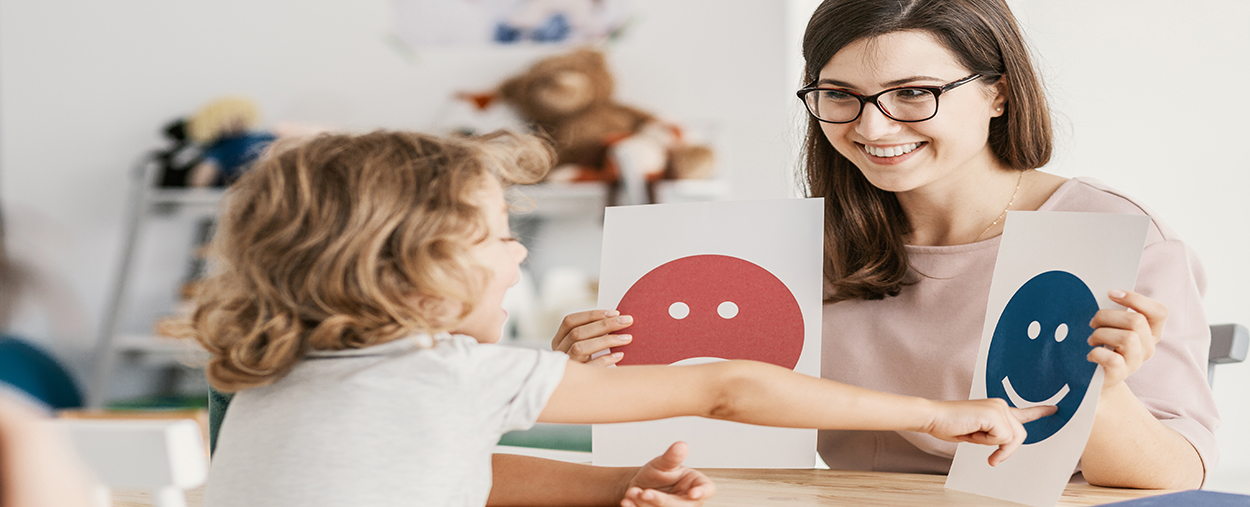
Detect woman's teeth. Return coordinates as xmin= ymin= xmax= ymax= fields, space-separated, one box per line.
xmin=864 ymin=142 xmax=921 ymax=158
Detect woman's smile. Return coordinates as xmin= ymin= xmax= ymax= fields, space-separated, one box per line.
xmin=859 ymin=142 xmax=926 ymax=165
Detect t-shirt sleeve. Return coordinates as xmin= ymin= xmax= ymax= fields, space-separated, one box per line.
xmin=465 ymin=344 xmax=568 ymax=434
xmin=1128 ymin=238 xmax=1221 ymax=477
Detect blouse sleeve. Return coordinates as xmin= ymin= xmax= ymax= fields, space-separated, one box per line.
xmin=1127 ymin=237 xmax=1220 ymax=477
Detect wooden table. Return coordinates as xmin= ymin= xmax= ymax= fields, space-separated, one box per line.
xmin=113 ymin=469 xmax=1169 ymax=507
xmin=700 ymin=469 xmax=1171 ymax=506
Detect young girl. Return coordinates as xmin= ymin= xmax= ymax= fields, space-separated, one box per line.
xmin=183 ymin=130 xmax=1050 ymax=507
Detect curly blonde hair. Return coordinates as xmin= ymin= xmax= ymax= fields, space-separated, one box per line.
xmin=173 ymin=130 xmax=552 ymax=392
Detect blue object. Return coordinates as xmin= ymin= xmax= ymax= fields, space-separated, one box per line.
xmin=494 ymin=23 xmax=522 ymax=43
xmin=1097 ymin=490 xmax=1250 ymax=506
xmin=532 ymin=14 xmax=570 ymax=42
xmin=202 ymin=131 xmax=277 ymax=185
xmin=0 ymin=335 xmax=82 ymax=409
xmin=493 ymin=13 xmax=570 ymax=43
xmin=985 ymin=271 xmax=1099 ymax=444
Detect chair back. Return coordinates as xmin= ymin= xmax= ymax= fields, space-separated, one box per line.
xmin=1209 ymin=323 xmax=1248 ymax=387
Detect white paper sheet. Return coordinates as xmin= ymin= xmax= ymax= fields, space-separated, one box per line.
xmin=592 ymin=198 xmax=824 ymax=468
xmin=945 ymin=211 xmax=1150 ymax=507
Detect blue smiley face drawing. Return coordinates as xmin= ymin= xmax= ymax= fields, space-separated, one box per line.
xmin=985 ymin=270 xmax=1100 ymax=444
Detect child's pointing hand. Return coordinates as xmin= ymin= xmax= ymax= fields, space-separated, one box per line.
xmin=924 ymin=399 xmax=1057 ymax=466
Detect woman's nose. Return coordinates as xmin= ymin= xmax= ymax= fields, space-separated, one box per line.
xmin=855 ymin=102 xmax=901 ymax=140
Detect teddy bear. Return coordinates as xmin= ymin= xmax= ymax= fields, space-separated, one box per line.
xmin=496 ymin=48 xmax=715 ymax=204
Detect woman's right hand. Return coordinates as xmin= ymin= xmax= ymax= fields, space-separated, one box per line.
xmin=552 ymin=309 xmax=635 ymax=366
xmin=922 ymin=399 xmax=1057 ymax=466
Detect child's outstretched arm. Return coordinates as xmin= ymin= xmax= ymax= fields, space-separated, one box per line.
xmin=541 ymin=360 xmax=1054 ymax=466
xmin=488 ymin=442 xmax=714 ymax=507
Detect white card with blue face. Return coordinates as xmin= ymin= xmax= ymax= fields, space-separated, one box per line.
xmin=946 ymin=211 xmax=1149 ymax=507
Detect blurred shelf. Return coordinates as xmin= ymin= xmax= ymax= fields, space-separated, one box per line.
xmin=146 ymin=188 xmax=227 ymax=217
xmin=513 ymin=179 xmax=731 ymax=218
xmin=115 ymin=333 xmax=208 ymax=368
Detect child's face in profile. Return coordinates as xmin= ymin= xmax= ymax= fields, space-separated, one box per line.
xmin=453 ymin=177 xmax=528 ymax=344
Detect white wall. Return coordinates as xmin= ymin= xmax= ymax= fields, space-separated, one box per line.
xmin=1009 ymin=0 xmax=1250 ymax=493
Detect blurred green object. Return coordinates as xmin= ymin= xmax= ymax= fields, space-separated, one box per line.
xmin=498 ymin=423 xmax=591 ymax=453
xmin=105 ymin=393 xmax=208 ymax=411
xmin=209 ymin=387 xmax=233 ymax=454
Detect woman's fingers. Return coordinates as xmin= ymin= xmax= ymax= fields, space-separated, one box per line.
xmin=1089 ymin=327 xmax=1148 ymax=362
xmin=1105 ymin=290 xmax=1167 ymax=338
xmin=552 ymin=311 xmax=634 ymax=356
xmin=552 ymin=310 xmax=622 ymax=350
xmin=563 ymin=334 xmax=632 ymax=363
xmin=588 ymin=351 xmax=626 ymax=367
xmin=1085 ymin=290 xmax=1168 ymax=388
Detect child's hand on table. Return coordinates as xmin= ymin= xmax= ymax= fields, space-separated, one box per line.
xmin=552 ymin=310 xmax=634 ymax=366
xmin=620 ymin=442 xmax=715 ymax=507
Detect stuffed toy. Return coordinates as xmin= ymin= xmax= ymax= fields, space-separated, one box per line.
xmin=497 ymin=48 xmax=715 ymax=204
xmin=152 ymin=118 xmax=205 ymax=188
xmin=185 ymin=96 xmax=277 ymax=188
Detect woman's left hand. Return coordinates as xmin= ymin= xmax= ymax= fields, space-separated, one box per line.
xmin=1087 ymin=290 xmax=1167 ymax=389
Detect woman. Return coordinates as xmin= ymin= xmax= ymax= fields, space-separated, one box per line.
xmin=555 ymin=0 xmax=1217 ymax=489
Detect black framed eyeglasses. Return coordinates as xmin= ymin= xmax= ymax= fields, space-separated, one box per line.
xmin=797 ymin=74 xmax=984 ymax=124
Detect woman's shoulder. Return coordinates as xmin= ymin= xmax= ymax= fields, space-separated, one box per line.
xmin=1038 ymin=176 xmax=1182 ymax=242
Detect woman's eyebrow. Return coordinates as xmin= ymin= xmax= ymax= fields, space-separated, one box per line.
xmin=881 ymin=75 xmax=944 ymax=87
xmin=816 ymin=75 xmax=945 ymax=89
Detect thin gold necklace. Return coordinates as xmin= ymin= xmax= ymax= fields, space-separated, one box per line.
xmin=975 ymin=170 xmax=1025 ymax=242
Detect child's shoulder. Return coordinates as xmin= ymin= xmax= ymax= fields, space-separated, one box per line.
xmin=311 ymin=333 xmax=566 ymax=378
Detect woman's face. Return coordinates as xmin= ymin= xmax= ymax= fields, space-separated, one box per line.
xmin=816 ymin=30 xmax=1006 ymax=194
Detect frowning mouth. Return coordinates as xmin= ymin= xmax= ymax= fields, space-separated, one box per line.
xmin=1001 ymin=376 xmax=1070 ymax=408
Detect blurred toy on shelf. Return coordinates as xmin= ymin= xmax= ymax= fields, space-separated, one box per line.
xmin=185 ymin=96 xmax=277 ymax=188
xmin=495 ymin=48 xmax=716 ymax=204
xmin=152 ymin=119 xmax=205 ymax=188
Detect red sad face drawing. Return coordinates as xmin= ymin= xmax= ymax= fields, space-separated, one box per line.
xmin=612 ymin=254 xmax=804 ymax=369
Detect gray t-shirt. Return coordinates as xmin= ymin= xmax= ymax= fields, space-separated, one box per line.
xmin=205 ymin=333 xmax=568 ymax=507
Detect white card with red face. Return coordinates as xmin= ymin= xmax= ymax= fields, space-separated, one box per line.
xmin=592 ymin=198 xmax=824 ymax=468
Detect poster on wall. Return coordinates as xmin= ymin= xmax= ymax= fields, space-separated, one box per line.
xmin=945 ymin=211 xmax=1150 ymax=507
xmin=592 ymin=198 xmax=824 ymax=468
xmin=392 ymin=0 xmax=631 ymax=47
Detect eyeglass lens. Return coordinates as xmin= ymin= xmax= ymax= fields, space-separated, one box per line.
xmin=804 ymin=88 xmax=938 ymax=123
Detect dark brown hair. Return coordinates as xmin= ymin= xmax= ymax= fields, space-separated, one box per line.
xmin=800 ymin=0 xmax=1052 ymax=302
xmin=171 ymin=130 xmax=551 ymax=391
